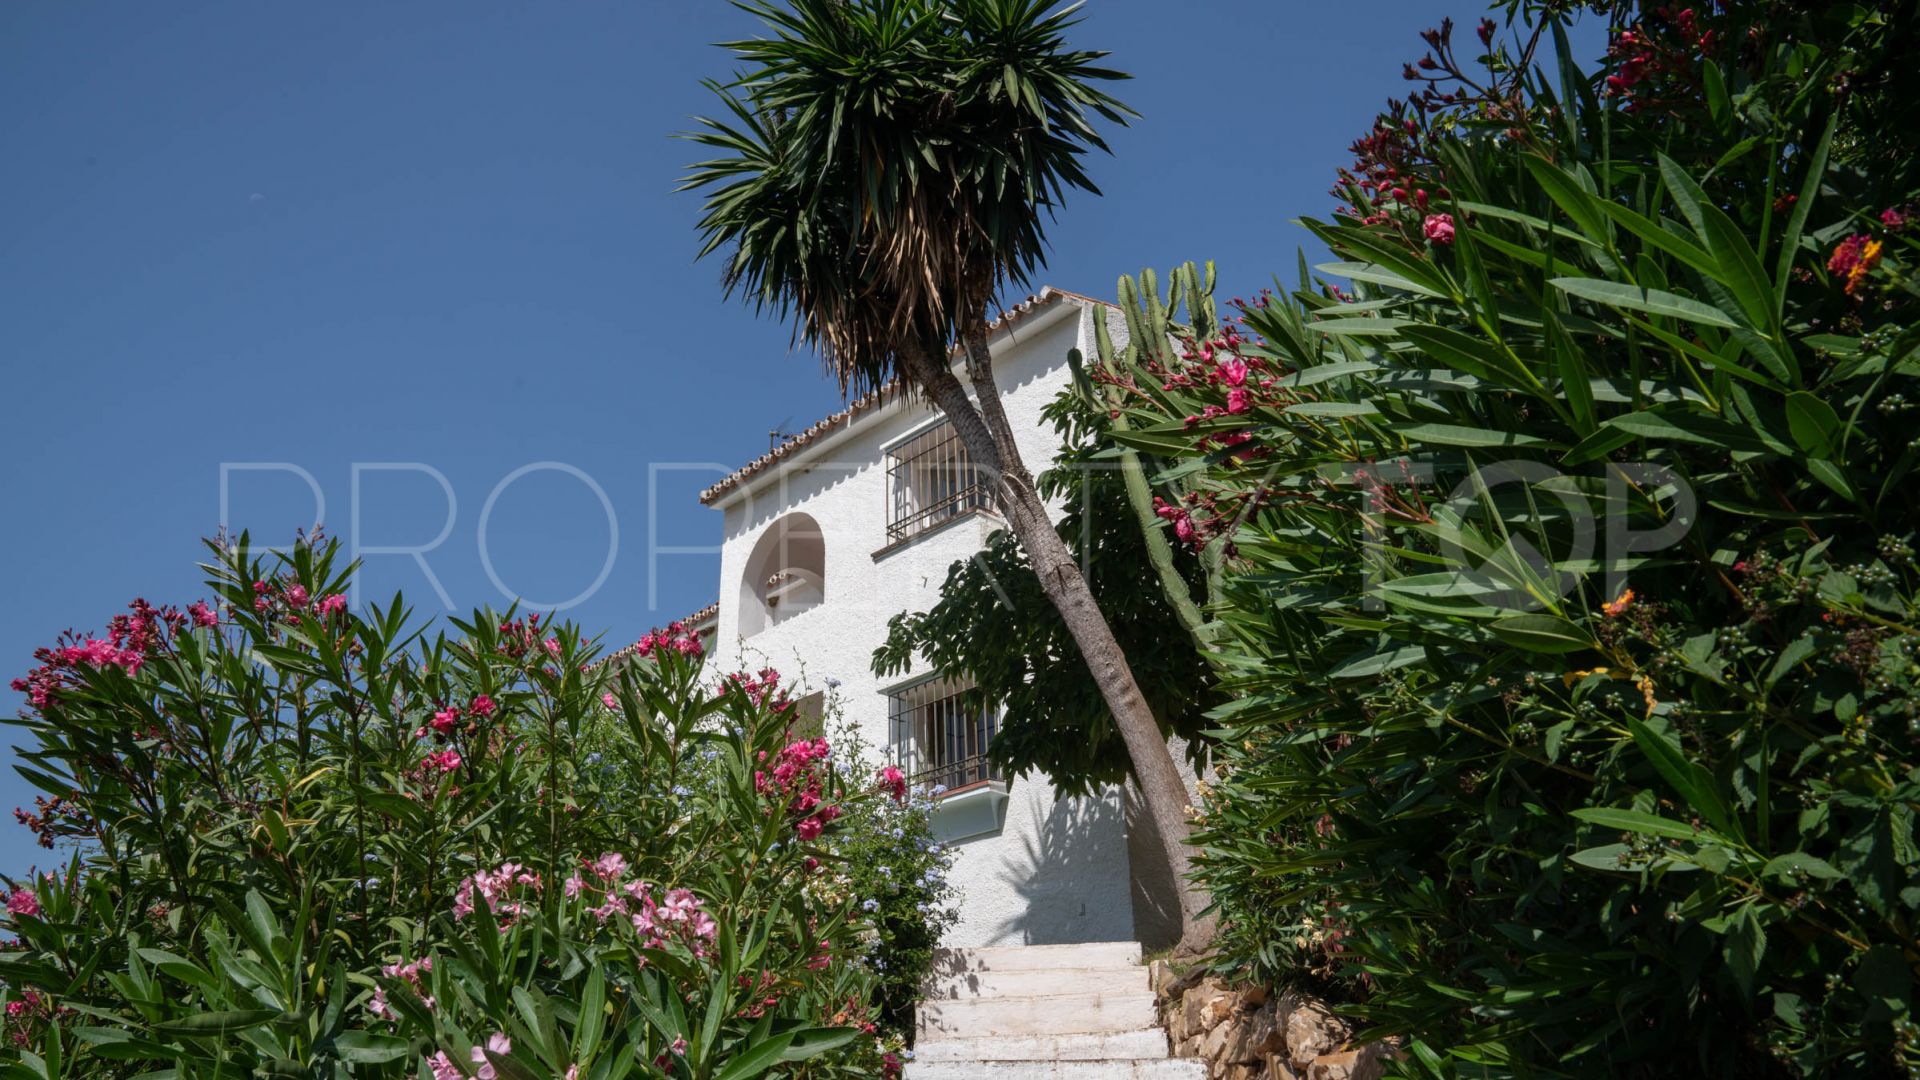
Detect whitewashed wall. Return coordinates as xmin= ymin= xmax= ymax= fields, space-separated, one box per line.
xmin=705 ymin=297 xmax=1146 ymax=947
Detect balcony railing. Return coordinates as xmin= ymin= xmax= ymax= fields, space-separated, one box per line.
xmin=886 ymin=421 xmax=990 ymax=545
xmin=910 ymin=752 xmax=1002 ymax=794
xmin=888 ymin=677 xmax=1000 ymax=796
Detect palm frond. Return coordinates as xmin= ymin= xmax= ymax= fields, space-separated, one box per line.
xmin=682 ymin=0 xmax=1132 ymax=394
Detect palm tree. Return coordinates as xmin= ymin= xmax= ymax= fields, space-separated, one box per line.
xmin=683 ymin=0 xmax=1215 ymax=952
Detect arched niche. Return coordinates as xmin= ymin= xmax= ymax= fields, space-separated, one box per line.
xmin=738 ymin=512 xmax=826 ymax=637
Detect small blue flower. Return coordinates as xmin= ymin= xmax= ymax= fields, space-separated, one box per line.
xmin=672 ymin=785 xmax=691 ymax=797
xmin=862 ymin=898 xmax=879 ymax=912
xmin=825 ymin=677 xmax=842 ymax=689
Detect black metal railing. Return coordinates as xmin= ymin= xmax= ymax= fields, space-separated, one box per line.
xmin=888 ymin=677 xmax=1000 ymax=796
xmin=911 ymin=752 xmax=1001 ymax=794
xmin=885 ymin=422 xmax=989 ymax=544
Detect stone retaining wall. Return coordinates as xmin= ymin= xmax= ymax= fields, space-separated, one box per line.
xmin=1148 ymin=964 xmax=1397 ymax=1080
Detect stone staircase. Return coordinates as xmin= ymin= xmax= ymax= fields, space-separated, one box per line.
xmin=909 ymin=941 xmax=1203 ymax=1078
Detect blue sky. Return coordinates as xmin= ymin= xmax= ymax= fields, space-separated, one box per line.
xmin=0 ymin=1 xmax=1607 ymax=874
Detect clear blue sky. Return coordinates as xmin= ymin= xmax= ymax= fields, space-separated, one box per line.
xmin=0 ymin=1 xmax=1607 ymax=874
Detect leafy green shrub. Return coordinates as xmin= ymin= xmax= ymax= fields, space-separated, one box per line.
xmin=1093 ymin=3 xmax=1920 ymax=1074
xmin=0 ymin=534 xmax=941 ymax=1078
xmin=821 ymin=713 xmax=959 ymax=1037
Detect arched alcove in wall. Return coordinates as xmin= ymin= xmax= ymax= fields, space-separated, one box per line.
xmin=738 ymin=512 xmax=825 ymax=637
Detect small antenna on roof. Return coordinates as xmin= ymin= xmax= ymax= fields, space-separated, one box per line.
xmin=768 ymin=417 xmax=798 ymax=452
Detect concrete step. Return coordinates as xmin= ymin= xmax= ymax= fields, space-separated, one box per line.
xmin=925 ymin=965 xmax=1152 ymax=1001
xmin=918 ymin=990 xmax=1159 ymax=1041
xmin=931 ymin=942 xmax=1142 ymax=973
xmin=906 ymin=1060 xmax=1207 ymax=1079
xmin=912 ymin=1030 xmax=1172 ymax=1063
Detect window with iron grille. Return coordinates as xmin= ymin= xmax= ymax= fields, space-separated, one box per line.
xmin=887 ymin=676 xmax=1000 ymax=795
xmin=885 ymin=420 xmax=989 ymax=544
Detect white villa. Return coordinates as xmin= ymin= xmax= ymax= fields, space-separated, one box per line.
xmin=692 ymin=287 xmax=1185 ymax=950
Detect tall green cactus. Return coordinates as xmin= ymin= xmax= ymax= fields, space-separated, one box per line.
xmin=1066 ymin=261 xmax=1225 ymax=652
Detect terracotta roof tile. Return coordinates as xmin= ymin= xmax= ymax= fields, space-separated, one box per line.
xmin=697 ymin=288 xmax=1099 ymax=505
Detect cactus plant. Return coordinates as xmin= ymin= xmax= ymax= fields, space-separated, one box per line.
xmin=1068 ymin=262 xmax=1228 ymax=652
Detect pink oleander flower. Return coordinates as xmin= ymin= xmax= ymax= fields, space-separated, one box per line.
xmin=426 ymin=750 xmax=461 ymax=773
xmin=284 ymin=584 xmax=309 ymax=607
xmin=593 ymin=852 xmax=627 ymax=880
xmin=1829 ymin=233 xmax=1869 ymax=275
xmin=188 ymin=601 xmax=218 ymax=628
xmin=316 ymin=594 xmax=347 ymax=617
xmin=470 ymin=1032 xmax=512 ymax=1080
xmin=662 ymin=888 xmax=698 ymax=920
xmin=1883 ymin=206 xmax=1909 ymax=230
xmin=1154 ymin=497 xmax=1198 ymax=546
xmin=1226 ymin=388 xmax=1252 ymax=415
xmin=1423 ymin=212 xmax=1455 ymax=245
xmin=564 ymin=874 xmax=585 ymax=897
xmin=469 ymin=694 xmax=496 ymax=718
xmin=633 ymin=620 xmax=705 ymax=660
xmin=6 ymin=889 xmax=39 ymax=918
xmin=671 ymin=1036 xmax=688 ymax=1056
xmin=427 ymin=1052 xmax=462 ymax=1080
xmin=878 ymin=765 xmax=907 ymax=803
xmin=453 ymin=864 xmax=539 ymax=921
xmin=544 ymin=637 xmax=561 ymax=656
xmin=1217 ymin=356 xmax=1249 ymax=388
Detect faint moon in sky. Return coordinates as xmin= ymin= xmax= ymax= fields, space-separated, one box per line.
xmin=249 ymin=192 xmax=266 ymax=204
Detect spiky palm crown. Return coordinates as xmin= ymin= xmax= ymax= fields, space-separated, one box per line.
xmin=682 ymin=0 xmax=1133 ymax=395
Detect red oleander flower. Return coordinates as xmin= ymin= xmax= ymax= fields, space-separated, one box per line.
xmin=1828 ymin=234 xmax=1883 ymax=295
xmin=878 ymin=765 xmax=907 ymax=803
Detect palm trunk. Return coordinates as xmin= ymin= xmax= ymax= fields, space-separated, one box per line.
xmin=899 ymin=329 xmax=1217 ymax=954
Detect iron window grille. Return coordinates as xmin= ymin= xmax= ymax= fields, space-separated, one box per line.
xmin=885 ymin=420 xmax=989 ymax=544
xmin=887 ymin=677 xmax=1001 ymax=794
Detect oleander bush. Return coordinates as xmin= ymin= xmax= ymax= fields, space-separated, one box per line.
xmin=0 ymin=534 xmax=944 ymax=1078
xmin=1091 ymin=2 xmax=1920 ymax=1074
